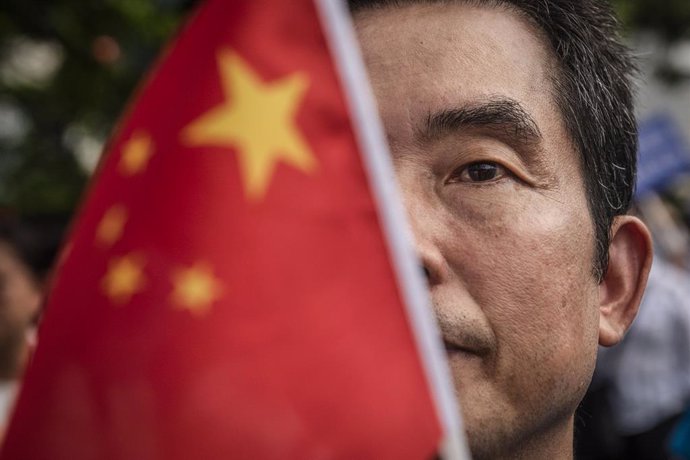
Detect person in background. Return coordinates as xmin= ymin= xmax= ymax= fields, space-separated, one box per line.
xmin=0 ymin=213 xmax=67 ymax=437
xmin=594 ymin=255 xmax=690 ymax=459
xmin=577 ymin=198 xmax=690 ymax=460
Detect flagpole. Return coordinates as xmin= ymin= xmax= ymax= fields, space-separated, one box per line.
xmin=313 ymin=1 xmax=470 ymax=458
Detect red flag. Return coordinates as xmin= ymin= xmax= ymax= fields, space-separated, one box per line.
xmin=1 ymin=0 xmax=464 ymax=458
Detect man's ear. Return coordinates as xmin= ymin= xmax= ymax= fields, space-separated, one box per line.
xmin=598 ymin=215 xmax=653 ymax=347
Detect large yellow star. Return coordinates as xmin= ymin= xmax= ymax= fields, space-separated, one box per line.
xmin=181 ymin=49 xmax=317 ymax=201
xmin=102 ymin=254 xmax=146 ymax=305
xmin=170 ymin=262 xmax=223 ymax=316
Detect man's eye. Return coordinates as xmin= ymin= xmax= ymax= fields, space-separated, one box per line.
xmin=457 ymin=162 xmax=507 ymax=183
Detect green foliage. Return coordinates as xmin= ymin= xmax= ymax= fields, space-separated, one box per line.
xmin=0 ymin=0 xmax=193 ymax=214
xmin=613 ymin=0 xmax=690 ymax=40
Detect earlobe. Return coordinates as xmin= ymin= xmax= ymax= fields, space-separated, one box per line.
xmin=598 ymin=215 xmax=653 ymax=347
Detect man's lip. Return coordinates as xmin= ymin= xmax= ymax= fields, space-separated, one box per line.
xmin=434 ymin=308 xmax=494 ymax=357
xmin=443 ymin=339 xmax=489 ymax=357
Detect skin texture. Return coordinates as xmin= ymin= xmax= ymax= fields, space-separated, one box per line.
xmin=354 ymin=3 xmax=652 ymax=459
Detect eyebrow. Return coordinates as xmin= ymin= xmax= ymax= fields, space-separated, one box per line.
xmin=419 ymin=97 xmax=543 ymax=146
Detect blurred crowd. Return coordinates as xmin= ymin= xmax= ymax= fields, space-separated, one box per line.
xmin=0 ymin=213 xmax=66 ymax=439
xmin=577 ymin=175 xmax=690 ymax=459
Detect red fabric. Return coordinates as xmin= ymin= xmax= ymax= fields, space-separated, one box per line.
xmin=1 ymin=1 xmax=441 ymax=458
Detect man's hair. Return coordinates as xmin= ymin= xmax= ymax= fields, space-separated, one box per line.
xmin=349 ymin=0 xmax=637 ymax=280
xmin=0 ymin=213 xmax=68 ymax=281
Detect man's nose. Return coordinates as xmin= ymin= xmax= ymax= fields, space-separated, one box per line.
xmin=413 ymin=228 xmax=448 ymax=287
xmin=397 ymin=176 xmax=449 ymax=288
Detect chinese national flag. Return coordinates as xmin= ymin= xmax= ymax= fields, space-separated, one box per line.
xmin=1 ymin=0 xmax=452 ymax=458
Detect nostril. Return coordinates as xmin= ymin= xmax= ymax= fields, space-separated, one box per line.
xmin=422 ymin=265 xmax=431 ymax=281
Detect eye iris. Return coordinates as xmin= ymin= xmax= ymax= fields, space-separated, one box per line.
xmin=467 ymin=163 xmax=498 ymax=181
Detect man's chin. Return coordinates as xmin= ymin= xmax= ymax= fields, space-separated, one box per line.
xmin=445 ymin=359 xmax=517 ymax=459
xmin=458 ymin=404 xmax=521 ymax=460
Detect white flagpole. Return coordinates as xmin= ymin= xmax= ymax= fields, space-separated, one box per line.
xmin=314 ymin=1 xmax=470 ymax=458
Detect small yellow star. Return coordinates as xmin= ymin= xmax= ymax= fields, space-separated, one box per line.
xmin=96 ymin=204 xmax=128 ymax=247
xmin=170 ymin=262 xmax=222 ymax=316
xmin=102 ymin=254 xmax=146 ymax=305
xmin=181 ymin=49 xmax=317 ymax=201
xmin=119 ymin=131 xmax=154 ymax=176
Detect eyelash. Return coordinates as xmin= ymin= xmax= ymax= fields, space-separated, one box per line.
xmin=448 ymin=161 xmax=510 ymax=184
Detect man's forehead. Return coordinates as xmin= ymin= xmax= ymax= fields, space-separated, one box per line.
xmin=354 ymin=2 xmax=550 ymax=63
xmin=354 ymin=2 xmax=554 ymax=133
xmin=351 ymin=0 xmax=537 ymax=35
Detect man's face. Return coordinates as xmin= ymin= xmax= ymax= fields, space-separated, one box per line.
xmin=355 ymin=3 xmax=602 ymax=457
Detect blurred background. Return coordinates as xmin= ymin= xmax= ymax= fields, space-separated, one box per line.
xmin=0 ymin=0 xmax=689 ymax=458
xmin=0 ymin=0 xmax=195 ymax=215
xmin=0 ymin=0 xmax=195 ymax=441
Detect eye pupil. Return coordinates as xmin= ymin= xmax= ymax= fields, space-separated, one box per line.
xmin=467 ymin=163 xmax=498 ymax=181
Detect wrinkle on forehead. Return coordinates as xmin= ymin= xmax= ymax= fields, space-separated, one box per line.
xmin=354 ymin=1 xmax=561 ymax=153
xmin=353 ymin=0 xmax=559 ymax=93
